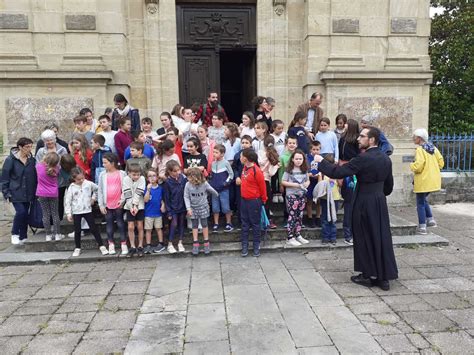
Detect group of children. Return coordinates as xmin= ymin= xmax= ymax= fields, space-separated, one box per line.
xmin=34 ymin=106 xmax=355 ymax=258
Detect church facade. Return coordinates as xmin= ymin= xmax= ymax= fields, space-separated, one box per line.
xmin=0 ymin=0 xmax=433 ymax=203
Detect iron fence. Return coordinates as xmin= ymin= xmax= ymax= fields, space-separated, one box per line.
xmin=430 ymin=132 xmax=474 ymax=172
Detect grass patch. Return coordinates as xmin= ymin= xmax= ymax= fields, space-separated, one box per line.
xmin=377 ymin=320 xmax=392 ymax=326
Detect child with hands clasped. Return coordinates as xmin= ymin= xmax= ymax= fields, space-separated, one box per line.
xmin=144 ymin=169 xmax=166 ymax=254
xmin=65 ymin=167 xmax=107 ymax=257
xmin=239 ymin=111 xmax=256 ymax=139
xmin=281 ymin=150 xmax=311 ymax=247
xmin=184 ymin=168 xmax=219 ymax=256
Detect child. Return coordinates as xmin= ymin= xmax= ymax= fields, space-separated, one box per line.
xmin=141 ymin=117 xmax=159 ymax=145
xmin=114 ymin=116 xmax=133 ymax=168
xmin=232 ymin=135 xmax=253 ymax=223
xmin=124 ymin=130 xmax=155 ymax=161
xmin=334 ymin=114 xmax=347 ymax=142
xmin=239 ymin=111 xmax=256 ymax=138
xmin=70 ymin=133 xmax=93 ymax=181
xmin=90 ymin=134 xmax=112 ymax=184
xmin=252 ymin=121 xmax=268 ymax=152
xmin=271 ymin=120 xmax=286 ymax=203
xmin=184 ymin=168 xmax=219 ymax=255
xmin=258 ymin=135 xmax=280 ymax=229
xmin=36 ymin=152 xmax=64 ymax=241
xmin=121 ymin=163 xmax=146 ymax=257
xmin=281 ymin=150 xmax=310 ymax=246
xmin=223 ymin=122 xmax=241 ymax=164
xmin=239 ymin=148 xmax=267 ymax=257
xmin=208 ymin=111 xmax=226 ymax=145
xmin=58 ymin=154 xmax=76 ymax=221
xmin=152 ymin=139 xmax=181 ymax=182
xmin=197 ymin=125 xmax=215 ymax=174
xmin=316 ymin=117 xmax=339 ymax=162
xmin=73 ymin=115 xmax=94 ymax=142
xmin=98 ymin=153 xmax=127 ymax=255
xmin=183 ymin=137 xmax=208 ymax=175
xmin=306 ymin=141 xmax=322 ymax=227
xmin=278 ymin=136 xmax=298 ymax=226
xmin=156 ymin=112 xmax=174 ymax=140
xmin=209 ymin=144 xmax=234 ymax=232
xmin=288 ymin=111 xmax=310 ymax=154
xmin=126 ymin=141 xmax=152 ymax=176
xmin=163 ymin=160 xmax=187 ymax=254
xmin=65 ymin=167 xmax=108 ymax=257
xmin=144 ymin=169 xmax=166 ymax=254
xmin=166 ymin=126 xmax=184 ymax=166
xmin=98 ymin=114 xmax=117 ymax=153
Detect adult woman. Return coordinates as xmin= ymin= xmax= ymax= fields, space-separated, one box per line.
xmin=252 ymin=96 xmax=271 ymax=129
xmin=1 ymin=138 xmax=37 ymax=245
xmin=35 ymin=129 xmax=68 ymax=162
xmin=111 ymin=93 xmax=140 ymax=133
xmin=410 ymin=128 xmax=444 ymax=235
xmin=34 ymin=123 xmax=69 ymax=155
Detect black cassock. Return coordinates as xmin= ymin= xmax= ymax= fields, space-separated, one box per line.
xmin=318 ymin=147 xmax=398 ymax=280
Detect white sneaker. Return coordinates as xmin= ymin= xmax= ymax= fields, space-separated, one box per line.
xmin=272 ymin=195 xmax=279 ymax=203
xmin=177 ymin=242 xmax=185 ymax=253
xmin=427 ymin=220 xmax=437 ymax=227
xmin=278 ymin=195 xmax=284 ymax=203
xmin=417 ymin=227 xmax=428 ymax=235
xmin=54 ymin=234 xmax=65 ymax=241
xmin=45 ymin=235 xmax=53 ymax=242
xmin=168 ymin=244 xmax=177 ymax=254
xmin=121 ymin=243 xmax=129 ymax=256
xmin=108 ymin=243 xmax=116 ymax=255
xmin=11 ymin=235 xmax=20 ymax=245
xmin=296 ymin=235 xmax=309 ymax=244
xmin=99 ymin=246 xmax=109 ymax=255
xmin=72 ymin=248 xmax=81 ymax=257
xmin=68 ymin=231 xmax=84 ymax=238
xmin=286 ymin=238 xmax=302 ymax=247
xmin=18 ymin=239 xmax=26 ymax=245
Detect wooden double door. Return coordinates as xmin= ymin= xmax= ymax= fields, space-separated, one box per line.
xmin=176 ymin=4 xmax=257 ymax=123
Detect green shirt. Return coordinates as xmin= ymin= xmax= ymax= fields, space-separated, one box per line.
xmin=278 ymin=150 xmax=292 ymax=182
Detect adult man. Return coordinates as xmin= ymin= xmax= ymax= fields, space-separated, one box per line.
xmin=313 ymin=127 xmax=398 ymax=291
xmin=194 ymin=92 xmax=228 ymax=127
xmin=295 ymin=92 xmax=324 ymax=139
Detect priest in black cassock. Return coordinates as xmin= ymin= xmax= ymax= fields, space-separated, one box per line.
xmin=313 ymin=126 xmax=398 ymax=291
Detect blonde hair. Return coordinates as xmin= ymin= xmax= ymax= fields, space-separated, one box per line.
xmin=43 ymin=152 xmax=60 ymax=176
xmin=186 ymin=167 xmax=205 ymax=185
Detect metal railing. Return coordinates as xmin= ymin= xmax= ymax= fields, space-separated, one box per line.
xmin=430 ymin=132 xmax=474 ymax=172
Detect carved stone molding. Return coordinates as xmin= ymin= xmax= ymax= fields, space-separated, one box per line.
xmin=145 ymin=0 xmax=158 ymax=15
xmin=273 ymin=0 xmax=286 ymax=16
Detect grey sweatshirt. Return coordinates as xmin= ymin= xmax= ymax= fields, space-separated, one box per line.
xmin=184 ymin=181 xmax=218 ymax=219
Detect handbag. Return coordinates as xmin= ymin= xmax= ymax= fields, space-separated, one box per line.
xmin=28 ymin=198 xmax=44 ymax=233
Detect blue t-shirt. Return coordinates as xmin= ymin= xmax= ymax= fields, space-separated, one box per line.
xmin=144 ymin=185 xmax=163 ymax=218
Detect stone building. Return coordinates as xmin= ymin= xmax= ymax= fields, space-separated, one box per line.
xmin=0 ymin=0 xmax=432 ymax=203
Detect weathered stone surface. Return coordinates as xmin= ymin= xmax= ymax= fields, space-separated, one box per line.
xmin=0 ymin=14 xmax=28 ymax=29
xmin=0 ymin=336 xmax=32 ymax=355
xmin=65 ymin=15 xmax=96 ymax=30
xmin=419 ymin=293 xmax=471 ymax=310
xmin=0 ymin=301 xmax=23 ymax=317
xmin=391 ymin=18 xmax=417 ymax=34
xmin=33 ymin=284 xmax=75 ymax=299
xmin=375 ymin=334 xmax=418 ymax=353
xmin=41 ymin=311 xmax=95 ymax=333
xmin=189 ymin=270 xmax=223 ymax=304
xmin=424 ymin=330 xmax=474 ymax=354
xmin=0 ymin=315 xmax=50 ymax=336
xmin=74 ymin=335 xmax=129 ymax=354
xmin=103 ymin=294 xmax=144 ymax=311
xmin=71 ymin=281 xmax=113 ymax=297
xmin=23 ymin=333 xmax=82 ymax=355
xmin=184 ymin=340 xmax=230 ymax=355
xmin=333 ymin=18 xmax=359 ymax=33
xmin=89 ymin=310 xmax=137 ymax=331
xmin=56 ymin=295 xmax=104 ymax=313
xmin=381 ymin=294 xmax=433 ymax=312
xmin=111 ymin=280 xmax=149 ymax=295
xmin=442 ymin=308 xmax=474 ymax=329
xmin=12 ymin=298 xmax=62 ymax=316
xmin=399 ymin=311 xmax=455 ymax=332
xmin=185 ymin=303 xmax=227 ymax=342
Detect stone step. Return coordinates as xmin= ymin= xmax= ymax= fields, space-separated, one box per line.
xmin=0 ymin=232 xmax=449 ymax=265
xmin=23 ymin=215 xmax=417 ymax=252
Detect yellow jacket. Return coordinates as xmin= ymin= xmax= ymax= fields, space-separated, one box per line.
xmin=410 ymin=146 xmax=444 ymax=193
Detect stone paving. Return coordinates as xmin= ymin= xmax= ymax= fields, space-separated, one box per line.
xmin=0 ymin=203 xmax=472 ymax=354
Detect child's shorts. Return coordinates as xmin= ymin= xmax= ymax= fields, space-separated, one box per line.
xmin=211 ymin=189 xmax=231 ymax=214
xmin=126 ymin=210 xmax=145 ymax=222
xmin=144 ymin=216 xmax=163 ymax=230
xmin=191 ymin=217 xmax=209 ymax=229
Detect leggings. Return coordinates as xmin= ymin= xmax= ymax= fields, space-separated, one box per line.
xmin=73 ymin=212 xmax=104 ymax=249
xmin=286 ymin=194 xmax=306 ymax=239
xmin=38 ymin=197 xmax=61 ymax=235
xmin=105 ymin=208 xmax=127 ymax=243
xmin=169 ymin=212 xmax=186 ymax=241
xmin=264 ymin=181 xmax=273 ymax=220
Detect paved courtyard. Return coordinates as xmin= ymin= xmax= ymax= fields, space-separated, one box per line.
xmin=0 ymin=203 xmax=473 ymax=354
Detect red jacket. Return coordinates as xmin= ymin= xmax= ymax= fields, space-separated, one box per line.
xmin=241 ymin=164 xmax=267 ymax=203
xmin=74 ymin=149 xmax=93 ymax=181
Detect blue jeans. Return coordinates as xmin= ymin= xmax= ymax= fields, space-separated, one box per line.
xmin=240 ymin=198 xmax=262 ymax=250
xmin=105 ymin=208 xmax=127 ymax=243
xmin=12 ymin=202 xmax=31 ymax=240
xmin=320 ymin=199 xmax=338 ymax=242
xmin=416 ymin=193 xmax=432 ymax=225
xmin=212 ymin=189 xmax=231 ymax=214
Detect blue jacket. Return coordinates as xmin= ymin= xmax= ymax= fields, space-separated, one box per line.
xmin=111 ymin=108 xmax=141 ymax=134
xmin=91 ymin=146 xmax=112 ymax=184
xmin=1 ymin=148 xmax=37 ymax=203
xmin=379 ymin=133 xmax=393 ymax=156
xmin=163 ymin=174 xmax=187 ymax=215
xmin=232 ymin=150 xmax=244 ymax=178
xmin=124 ymin=143 xmax=154 ymax=161
xmin=209 ymin=160 xmax=234 ymax=192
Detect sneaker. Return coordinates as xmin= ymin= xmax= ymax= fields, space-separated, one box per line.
xmin=45 ymin=235 xmax=53 ymax=242
xmin=143 ymin=244 xmax=152 ymax=254
xmin=416 ymin=227 xmax=428 ymax=235
xmin=127 ymin=247 xmax=137 ymax=258
xmin=204 ymin=242 xmax=211 ymax=255
xmin=286 ymin=238 xmax=302 ymax=247
xmin=241 ymin=246 xmax=249 ymax=257
xmin=153 ymin=243 xmax=166 ymax=253
xmin=296 ymin=235 xmax=309 ymax=244
xmin=11 ymin=235 xmax=20 ymax=245
xmin=108 ymin=243 xmax=116 ymax=255
xmin=192 ymin=243 xmax=200 ymax=256
xmin=344 ymin=239 xmax=353 ymax=246
xmin=427 ymin=220 xmax=437 ymax=227
xmin=278 ymin=195 xmax=284 ymax=203
xmin=177 ymin=242 xmax=185 ymax=253
xmin=121 ymin=243 xmax=129 ymax=256
xmin=212 ymin=224 xmax=219 ymax=233
xmin=137 ymin=247 xmax=144 ymax=257
xmin=253 ymin=248 xmax=260 ymax=257
xmin=167 ymin=244 xmax=177 ymax=254
xmin=321 ymin=239 xmax=330 ymax=245
xmin=68 ymin=231 xmax=84 ymax=238
xmin=269 ymin=221 xmax=277 ymax=229
xmin=18 ymin=238 xmax=26 ymax=245
xmin=330 ymin=240 xmax=337 ymax=246
xmin=224 ymin=224 xmax=234 ymax=232
xmin=54 ymin=234 xmax=65 ymax=241
xmin=99 ymin=246 xmax=109 ymax=255
xmin=272 ymin=195 xmax=279 ymax=203
xmin=72 ymin=248 xmax=81 ymax=257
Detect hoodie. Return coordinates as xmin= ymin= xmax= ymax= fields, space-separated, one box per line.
xmin=1 ymin=147 xmax=37 ymax=203
xmin=163 ymin=174 xmax=187 ymax=215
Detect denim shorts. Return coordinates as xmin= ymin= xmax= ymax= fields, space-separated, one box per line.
xmin=211 ymin=189 xmax=230 ymax=214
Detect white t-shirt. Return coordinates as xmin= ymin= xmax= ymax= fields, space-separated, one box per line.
xmin=99 ymin=130 xmax=118 ymax=153
xmin=271 ymin=132 xmax=287 ymax=156
xmin=240 ymin=125 xmax=256 ymax=139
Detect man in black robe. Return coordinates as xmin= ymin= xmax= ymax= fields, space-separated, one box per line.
xmin=313 ymin=127 xmax=398 ymax=290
